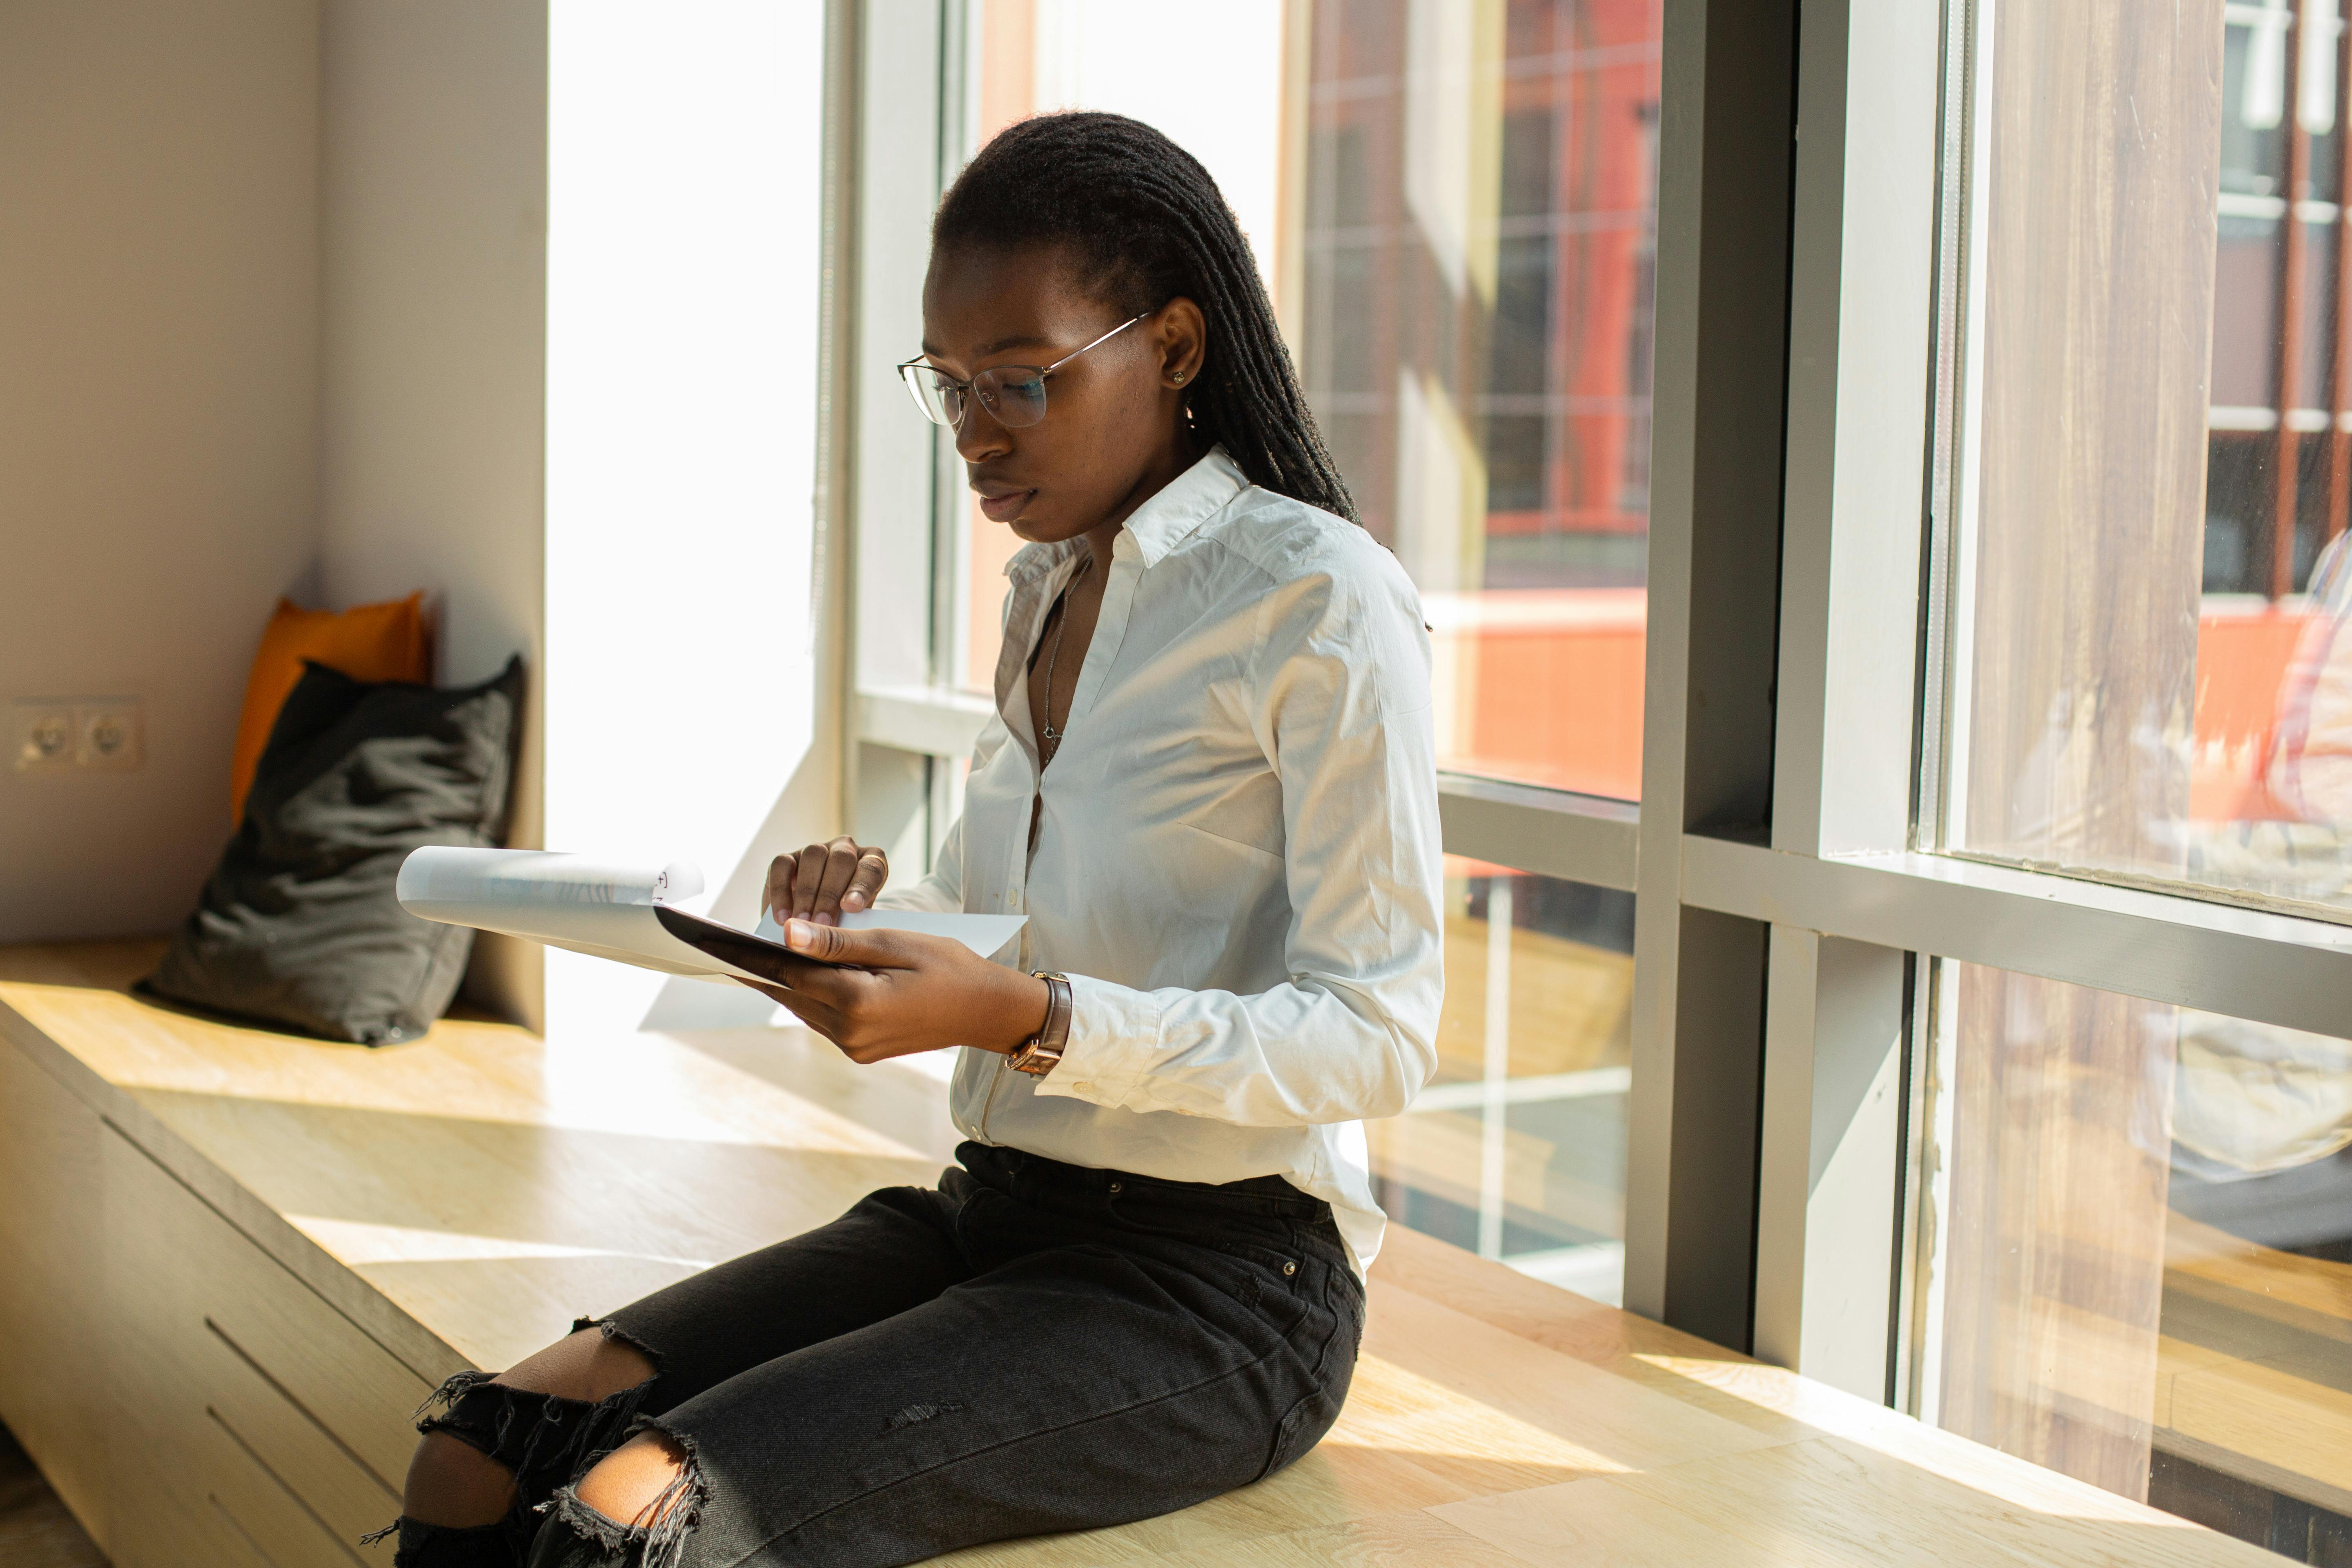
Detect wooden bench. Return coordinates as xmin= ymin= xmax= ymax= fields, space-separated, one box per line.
xmin=0 ymin=940 xmax=2274 ymax=1567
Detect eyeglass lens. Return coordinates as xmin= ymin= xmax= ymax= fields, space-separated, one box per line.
xmin=900 ymin=364 xmax=1052 ymax=430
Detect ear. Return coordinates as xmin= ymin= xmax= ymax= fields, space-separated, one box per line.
xmin=1155 ymin=297 xmax=1207 ymax=390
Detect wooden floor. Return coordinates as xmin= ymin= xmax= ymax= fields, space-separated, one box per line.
xmin=0 ymin=1426 xmax=105 ymax=1568
xmin=0 ymin=939 xmax=2286 ymax=1566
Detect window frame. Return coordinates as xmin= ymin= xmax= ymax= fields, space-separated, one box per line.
xmin=1753 ymin=0 xmax=2352 ymax=1419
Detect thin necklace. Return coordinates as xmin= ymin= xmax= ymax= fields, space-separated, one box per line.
xmin=1039 ymin=555 xmax=1093 ymax=765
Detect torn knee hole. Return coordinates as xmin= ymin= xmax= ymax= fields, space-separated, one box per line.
xmin=581 ymin=1341 xmax=658 ymax=1403
xmin=555 ymin=1427 xmax=703 ymax=1568
xmin=573 ymin=1430 xmax=693 ymax=1525
xmin=575 ymin=1316 xmax=663 ymax=1382
xmin=412 ymin=1363 xmax=657 ymax=1499
xmin=399 ymin=1430 xmax=519 ymax=1529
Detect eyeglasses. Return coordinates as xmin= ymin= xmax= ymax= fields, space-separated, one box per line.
xmin=897 ymin=313 xmax=1152 ymax=430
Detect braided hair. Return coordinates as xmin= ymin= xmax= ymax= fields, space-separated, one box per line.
xmin=933 ymin=111 xmax=1357 ymax=522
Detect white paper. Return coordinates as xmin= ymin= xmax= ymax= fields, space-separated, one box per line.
xmin=397 ymin=847 xmax=1024 ymax=986
xmin=752 ymin=909 xmax=1028 ymax=953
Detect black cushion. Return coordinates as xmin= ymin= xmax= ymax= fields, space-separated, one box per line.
xmin=141 ymin=656 xmax=523 ymax=1045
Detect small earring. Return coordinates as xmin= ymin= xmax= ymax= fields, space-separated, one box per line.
xmin=1172 ymin=371 xmax=1186 ymax=384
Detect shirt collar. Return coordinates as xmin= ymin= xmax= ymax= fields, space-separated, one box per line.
xmin=1003 ymin=446 xmax=1248 ymax=585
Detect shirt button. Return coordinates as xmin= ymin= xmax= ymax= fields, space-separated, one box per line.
xmin=1283 ymin=1261 xmax=1298 ymax=1276
xmin=1108 ymin=1181 xmax=1122 ymax=1194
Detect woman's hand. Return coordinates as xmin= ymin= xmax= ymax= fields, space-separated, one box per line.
xmin=765 ymin=837 xmax=890 ymax=926
xmin=734 ymin=921 xmax=1050 ymax=1064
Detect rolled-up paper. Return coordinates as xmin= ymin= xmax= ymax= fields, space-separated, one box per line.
xmin=397 ymin=847 xmax=704 ymax=915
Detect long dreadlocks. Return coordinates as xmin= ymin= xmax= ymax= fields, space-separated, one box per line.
xmin=932 ymin=111 xmax=1358 ymax=523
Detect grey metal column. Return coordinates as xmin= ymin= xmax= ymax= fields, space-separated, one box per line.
xmin=1624 ymin=0 xmax=1800 ymax=1350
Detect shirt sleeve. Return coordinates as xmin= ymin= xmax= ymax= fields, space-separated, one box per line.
xmin=1032 ymin=542 xmax=1445 ymax=1126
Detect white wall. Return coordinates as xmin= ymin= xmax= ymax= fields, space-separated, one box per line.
xmin=0 ymin=1 xmax=834 ymax=1035
xmin=319 ymin=0 xmax=550 ymax=1027
xmin=0 ymin=0 xmax=322 ymax=943
xmin=541 ymin=2 xmax=832 ymax=1038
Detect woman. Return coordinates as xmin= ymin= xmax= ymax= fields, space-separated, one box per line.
xmin=385 ymin=111 xmax=1442 ymax=1568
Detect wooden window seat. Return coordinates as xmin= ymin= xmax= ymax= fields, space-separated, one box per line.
xmin=0 ymin=940 xmax=2272 ymax=1567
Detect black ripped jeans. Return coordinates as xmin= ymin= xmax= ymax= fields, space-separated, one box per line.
xmin=388 ymin=1142 xmax=1363 ymax=1568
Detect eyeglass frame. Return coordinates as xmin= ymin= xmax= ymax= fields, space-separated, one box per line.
xmin=895 ymin=311 xmax=1155 ymax=431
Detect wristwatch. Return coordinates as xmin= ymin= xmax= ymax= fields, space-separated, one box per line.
xmin=1007 ymin=971 xmax=1073 ymax=1076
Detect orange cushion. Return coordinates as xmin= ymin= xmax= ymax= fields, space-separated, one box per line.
xmin=229 ymin=593 xmax=430 ymax=822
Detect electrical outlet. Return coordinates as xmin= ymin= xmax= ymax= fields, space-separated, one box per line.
xmin=11 ymin=701 xmax=76 ymax=772
xmin=76 ymin=698 xmax=141 ymax=770
xmin=11 ymin=696 xmax=143 ymax=773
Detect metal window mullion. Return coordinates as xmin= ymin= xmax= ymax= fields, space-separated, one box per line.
xmin=1915 ymin=0 xmax=1986 ymax=851
xmin=1749 ymin=0 xmax=1942 ymax=1394
xmin=817 ymin=0 xmax=863 ymax=840
xmin=1477 ymin=878 xmax=1515 ymax=1260
xmin=1896 ymin=954 xmax=1957 ymax=1423
xmin=1753 ymin=926 xmax=1909 ymax=1401
xmin=2276 ymin=9 xmax=2314 ymax=599
xmin=2330 ymin=5 xmax=2352 ymax=543
xmin=1436 ymin=775 xmax=1639 ymax=891
xmin=1769 ymin=0 xmax=1940 ymax=863
xmin=1683 ymin=833 xmax=2352 ymax=1038
xmin=846 ymin=0 xmax=951 ymax=865
xmin=929 ymin=0 xmax=974 ymax=694
xmin=1626 ymin=0 xmax=1796 ymax=1345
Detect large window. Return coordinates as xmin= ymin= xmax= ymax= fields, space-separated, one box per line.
xmin=1939 ymin=0 xmax=2352 ymax=924
xmin=1912 ymin=963 xmax=2352 ymax=1553
xmin=1911 ymin=1 xmax=2352 ymax=1557
xmin=831 ymin=7 xmax=2352 ymax=1553
xmin=1298 ymin=0 xmax=1659 ymax=800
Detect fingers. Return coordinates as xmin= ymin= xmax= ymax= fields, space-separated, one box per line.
xmin=719 ymin=923 xmax=879 ymax=1014
xmin=840 ymin=846 xmax=889 ymax=915
xmin=721 ymin=937 xmax=830 ymax=990
xmin=768 ymin=839 xmax=889 ymax=925
xmin=735 ymin=959 xmax=872 ymax=1057
xmin=743 ymin=976 xmax=851 ymax=1042
xmin=764 ymin=854 xmax=794 ymax=924
xmin=733 ymin=976 xmax=794 ymax=1008
xmin=736 ymin=918 xmax=955 ymax=1066
xmin=778 ymin=918 xmax=920 ymax=971
xmin=790 ymin=842 xmax=833 ymax=923
xmin=811 ymin=839 xmax=874 ymax=921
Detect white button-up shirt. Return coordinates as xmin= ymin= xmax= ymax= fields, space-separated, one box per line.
xmin=879 ymin=448 xmax=1444 ymax=1271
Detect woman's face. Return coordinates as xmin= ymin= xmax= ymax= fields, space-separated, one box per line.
xmin=919 ymin=243 xmax=1205 ymax=546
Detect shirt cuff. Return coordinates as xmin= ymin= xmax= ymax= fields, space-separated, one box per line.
xmin=1029 ymin=971 xmax=1161 ymax=1109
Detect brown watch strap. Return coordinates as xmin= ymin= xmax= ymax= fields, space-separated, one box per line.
xmin=1008 ymin=971 xmax=1072 ymax=1076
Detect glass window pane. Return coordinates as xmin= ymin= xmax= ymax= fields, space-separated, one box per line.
xmin=1919 ymin=962 xmax=2352 ymax=1555
xmin=1294 ymin=0 xmax=1661 ymax=800
xmin=1943 ymin=2 xmax=2352 ymax=920
xmin=948 ymin=4 xmax=1660 ymax=805
xmin=1370 ymin=860 xmax=1632 ymax=1302
xmin=951 ymin=1 xmax=1291 ymax=694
